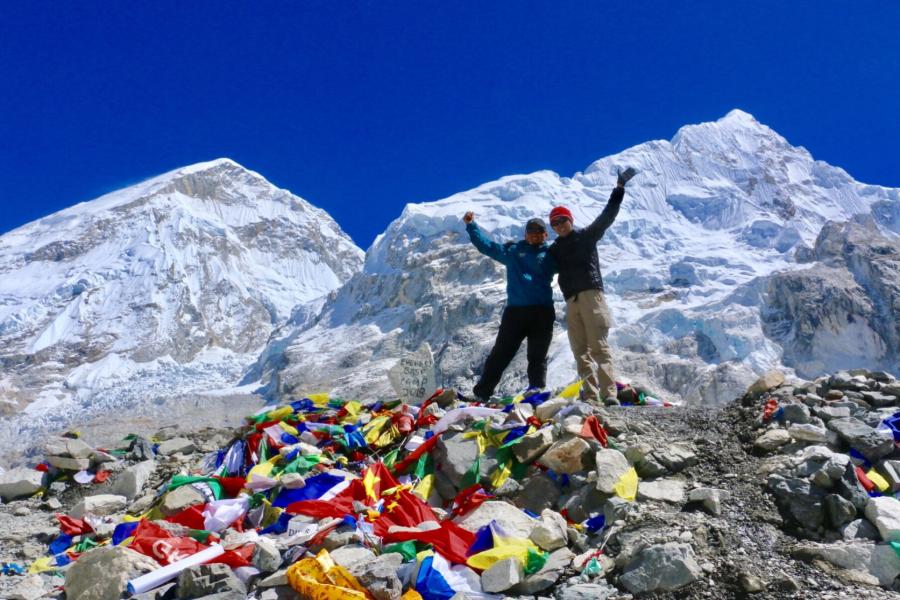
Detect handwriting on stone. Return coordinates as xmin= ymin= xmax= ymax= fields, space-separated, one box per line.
xmin=388 ymin=343 xmax=436 ymax=404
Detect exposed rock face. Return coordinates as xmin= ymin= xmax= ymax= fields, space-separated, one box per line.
xmin=762 ymin=219 xmax=900 ymax=378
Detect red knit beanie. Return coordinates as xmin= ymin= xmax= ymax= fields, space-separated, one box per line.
xmin=549 ymin=206 xmax=573 ymax=223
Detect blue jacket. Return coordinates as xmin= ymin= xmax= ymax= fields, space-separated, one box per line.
xmin=466 ymin=222 xmax=557 ymax=307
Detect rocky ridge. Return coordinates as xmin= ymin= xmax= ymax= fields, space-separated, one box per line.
xmin=1 ymin=368 xmax=899 ymax=599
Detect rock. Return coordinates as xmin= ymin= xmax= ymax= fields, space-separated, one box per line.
xmin=824 ymin=493 xmax=857 ymax=528
xmin=7 ymin=575 xmax=45 ymax=600
xmin=739 ymin=572 xmax=766 ymax=593
xmin=881 ymin=460 xmax=900 ymax=493
xmin=70 ymin=494 xmax=128 ymax=519
xmin=767 ymin=475 xmax=826 ymax=530
xmin=653 ymin=444 xmax=698 ymax=472
xmin=160 ymin=485 xmax=206 ymax=516
xmin=747 ymin=371 xmax=785 ymax=395
xmin=252 ymin=537 xmax=282 ymax=573
xmin=510 ymin=547 xmax=574 ymax=594
xmin=512 ymin=427 xmax=556 ymax=464
xmin=619 ymin=543 xmax=703 ymax=594
xmin=594 ymin=448 xmax=631 ymax=494
xmin=827 ymin=417 xmax=894 ymax=462
xmin=535 ymin=398 xmax=569 ymax=421
xmin=839 ymin=518 xmax=879 ymax=540
xmin=454 ymin=501 xmax=536 ymax=538
xmin=781 ymin=403 xmax=811 ymax=424
xmin=0 ymin=468 xmax=44 ymax=501
xmin=539 ymin=437 xmax=590 ymax=474
xmin=864 ymin=496 xmax=900 ymax=542
xmin=433 ymin=431 xmax=498 ymax=488
xmin=604 ymin=496 xmax=638 ymax=523
xmin=44 ymin=436 xmax=95 ymax=459
xmin=177 ymin=563 xmax=246 ymax=599
xmin=280 ymin=473 xmax=305 ymax=489
xmin=556 ymin=583 xmax=614 ymax=600
xmin=813 ymin=405 xmax=852 ymax=421
xmin=45 ymin=455 xmax=92 ymax=471
xmin=793 ymin=541 xmax=900 ymax=587
xmin=787 ymin=423 xmax=829 ymax=443
xmin=516 ymin=474 xmax=560 ymax=514
xmin=561 ymin=484 xmax=609 ymax=523
xmin=109 ymin=460 xmax=156 ymax=500
xmin=529 ymin=509 xmax=568 ymax=551
xmin=329 ymin=544 xmax=376 ymax=569
xmin=64 ymin=546 xmax=159 ymax=600
xmin=258 ymin=569 xmax=288 ymax=587
xmin=635 ymin=454 xmax=668 ymax=478
xmin=861 ymin=390 xmax=897 ymax=407
xmin=834 ymin=463 xmax=871 ymax=512
xmin=158 ymin=437 xmax=197 ymax=456
xmin=754 ymin=429 xmax=791 ymax=452
xmin=637 ymin=479 xmax=686 ymax=503
xmin=481 ymin=557 xmax=524 ymax=593
xmin=347 ymin=553 xmax=403 ymax=600
xmin=688 ymin=487 xmax=725 ymax=516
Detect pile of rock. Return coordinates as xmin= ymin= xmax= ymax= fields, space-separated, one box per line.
xmin=747 ymin=369 xmax=900 ymax=589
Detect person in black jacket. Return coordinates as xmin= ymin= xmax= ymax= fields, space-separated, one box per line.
xmin=548 ymin=167 xmax=637 ymax=405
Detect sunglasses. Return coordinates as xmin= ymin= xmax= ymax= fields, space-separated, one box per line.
xmin=550 ymin=217 xmax=570 ymax=226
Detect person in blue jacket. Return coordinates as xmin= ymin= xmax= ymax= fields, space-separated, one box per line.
xmin=463 ymin=211 xmax=558 ymax=401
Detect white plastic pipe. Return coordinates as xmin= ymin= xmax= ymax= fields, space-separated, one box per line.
xmin=126 ymin=543 xmax=226 ymax=595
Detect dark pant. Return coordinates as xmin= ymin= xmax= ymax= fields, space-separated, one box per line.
xmin=473 ymin=305 xmax=555 ymax=399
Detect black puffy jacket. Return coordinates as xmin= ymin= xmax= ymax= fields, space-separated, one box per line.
xmin=548 ymin=186 xmax=624 ymax=300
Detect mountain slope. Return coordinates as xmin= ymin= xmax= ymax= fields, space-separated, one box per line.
xmin=258 ymin=110 xmax=900 ymax=404
xmin=0 ymin=159 xmax=363 ymax=457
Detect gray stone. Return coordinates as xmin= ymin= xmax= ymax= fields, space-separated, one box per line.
xmin=158 ymin=437 xmax=197 ymax=456
xmin=252 ymin=537 xmax=282 ymax=573
xmin=539 ymin=437 xmax=590 ymax=474
xmin=64 ymin=546 xmax=159 ymax=600
xmin=653 ymin=444 xmax=698 ymax=472
xmin=433 ymin=431 xmax=498 ymax=488
xmin=604 ymin=496 xmax=638 ymax=523
xmin=510 ymin=547 xmax=574 ymax=594
xmin=7 ymin=574 xmax=45 ymax=600
xmin=882 ymin=460 xmax=900 ymax=493
xmin=70 ymin=494 xmax=127 ymax=519
xmin=535 ymin=398 xmax=570 ymax=421
xmin=177 ymin=563 xmax=246 ymax=599
xmin=864 ymin=496 xmax=900 ymax=542
xmin=813 ymin=405 xmax=852 ymax=421
xmin=594 ymin=448 xmax=631 ymax=494
xmin=747 ymin=371 xmax=785 ymax=396
xmin=827 ymin=417 xmax=894 ymax=462
xmin=258 ymin=569 xmax=288 ymax=587
xmin=45 ymin=455 xmax=92 ymax=471
xmin=280 ymin=472 xmax=305 ymax=489
xmin=529 ymin=509 xmax=568 ymax=551
xmin=861 ymin=390 xmax=897 ymax=407
xmin=512 ymin=427 xmax=556 ymax=464
xmin=109 ymin=460 xmax=156 ymax=501
xmin=0 ymin=467 xmax=44 ymax=501
xmin=556 ymin=583 xmax=614 ymax=600
xmin=635 ymin=454 xmax=668 ymax=478
xmin=619 ymin=542 xmax=703 ymax=594
xmin=454 ymin=501 xmax=536 ymax=538
xmin=883 ymin=382 xmax=900 ymax=398
xmin=688 ymin=487 xmax=725 ymax=516
xmin=561 ymin=484 xmax=609 ymax=523
xmin=160 ymin=485 xmax=206 ymax=516
xmin=517 ymin=474 xmax=560 ymax=514
xmin=787 ymin=423 xmax=828 ymax=443
xmin=637 ymin=479 xmax=685 ymax=503
xmin=480 ymin=557 xmax=524 ymax=593
xmin=839 ymin=519 xmax=879 ymax=540
xmin=781 ymin=403 xmax=811 ymax=424
xmin=824 ymin=493 xmax=856 ymax=528
xmin=322 ymin=527 xmax=360 ymax=551
xmin=767 ymin=475 xmax=826 ymax=530
xmin=835 ymin=463 xmax=872 ymax=512
xmin=793 ymin=541 xmax=900 ymax=587
xmin=45 ymin=436 xmax=95 ymax=459
xmin=329 ymin=544 xmax=376 ymax=568
xmin=348 ymin=553 xmax=403 ymax=600
xmin=739 ymin=572 xmax=766 ymax=593
xmin=754 ymin=428 xmax=791 ymax=452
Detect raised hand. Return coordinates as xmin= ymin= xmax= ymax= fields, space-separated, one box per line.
xmin=463 ymin=211 xmax=475 ymax=224
xmin=617 ymin=167 xmax=637 ymax=186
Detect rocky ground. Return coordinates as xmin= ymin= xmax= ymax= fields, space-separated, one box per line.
xmin=1 ymin=370 xmax=899 ymax=600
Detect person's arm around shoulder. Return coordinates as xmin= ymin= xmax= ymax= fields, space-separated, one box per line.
xmin=584 ymin=167 xmax=636 ymax=242
xmin=463 ymin=211 xmax=508 ymax=263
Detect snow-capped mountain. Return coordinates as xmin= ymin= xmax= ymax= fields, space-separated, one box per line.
xmin=0 ymin=159 xmax=363 ymax=457
xmin=259 ymin=110 xmax=899 ymax=404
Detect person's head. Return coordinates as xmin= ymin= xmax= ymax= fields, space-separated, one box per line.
xmin=524 ymin=218 xmax=548 ymax=246
xmin=549 ymin=206 xmax=574 ymax=237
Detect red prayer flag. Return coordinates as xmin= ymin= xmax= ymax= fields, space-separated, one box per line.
xmin=56 ymin=514 xmax=94 ymax=536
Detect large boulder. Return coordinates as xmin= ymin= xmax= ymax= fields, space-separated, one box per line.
xmin=864 ymin=496 xmax=900 ymax=542
xmin=594 ymin=448 xmax=631 ymax=494
xmin=64 ymin=546 xmax=159 ymax=600
xmin=0 ymin=467 xmax=44 ymax=501
xmin=176 ymin=563 xmax=246 ymax=599
xmin=539 ymin=438 xmax=590 ymax=474
xmin=827 ymin=418 xmax=894 ymax=462
xmin=619 ymin=543 xmax=703 ymax=594
xmin=793 ymin=541 xmax=900 ymax=588
xmin=454 ymin=501 xmax=537 ymax=538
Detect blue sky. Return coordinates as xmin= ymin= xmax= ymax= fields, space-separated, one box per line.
xmin=2 ymin=1 xmax=898 ymax=247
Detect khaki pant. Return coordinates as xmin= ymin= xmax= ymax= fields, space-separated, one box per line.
xmin=565 ymin=289 xmax=616 ymax=402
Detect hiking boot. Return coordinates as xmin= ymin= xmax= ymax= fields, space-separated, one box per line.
xmin=522 ymin=386 xmax=543 ymax=399
xmin=604 ymin=396 xmax=621 ymax=406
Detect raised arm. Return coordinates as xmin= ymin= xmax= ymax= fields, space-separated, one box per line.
xmin=584 ymin=168 xmax=636 ymax=242
xmin=463 ymin=212 xmax=509 ymax=263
